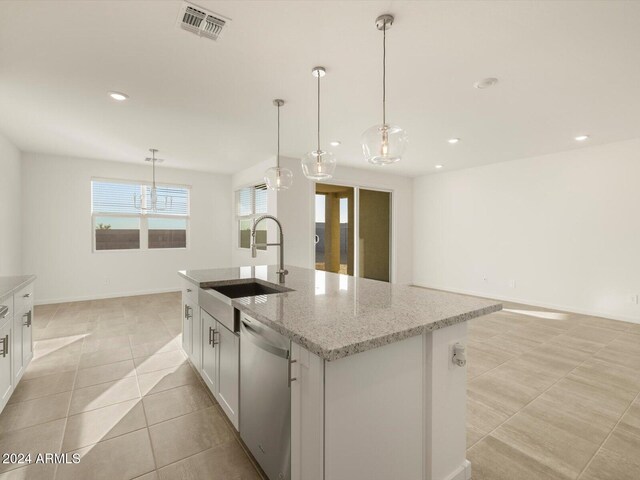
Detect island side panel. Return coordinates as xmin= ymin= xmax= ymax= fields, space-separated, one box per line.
xmin=423 ymin=322 xmax=470 ymax=480
xmin=324 ymin=334 xmax=424 ymax=480
xmin=291 ymin=343 xmax=324 ymax=480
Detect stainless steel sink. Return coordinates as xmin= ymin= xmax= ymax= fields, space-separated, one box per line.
xmin=199 ymin=280 xmax=293 ymax=332
xmin=209 ymin=281 xmax=292 ymax=299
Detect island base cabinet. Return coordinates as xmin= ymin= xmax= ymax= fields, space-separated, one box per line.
xmin=201 ymin=310 xmax=217 ymax=391
xmin=200 ymin=309 xmax=239 ymax=429
xmin=293 ymin=322 xmax=470 ymax=480
xmin=215 ymin=323 xmax=239 ymax=430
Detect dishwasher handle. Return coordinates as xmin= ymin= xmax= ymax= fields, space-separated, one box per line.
xmin=241 ymin=319 xmax=289 ymax=359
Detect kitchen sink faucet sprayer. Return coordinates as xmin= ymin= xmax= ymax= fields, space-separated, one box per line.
xmin=251 ymin=215 xmax=288 ymax=284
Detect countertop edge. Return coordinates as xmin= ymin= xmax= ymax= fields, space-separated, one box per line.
xmin=0 ymin=275 xmax=37 ymax=300
xmin=233 ymin=301 xmax=502 ymax=361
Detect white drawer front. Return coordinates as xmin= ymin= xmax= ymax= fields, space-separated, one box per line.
xmin=15 ymin=284 xmax=34 ymax=314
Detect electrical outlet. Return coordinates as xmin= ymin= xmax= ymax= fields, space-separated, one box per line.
xmin=509 ymin=279 xmax=516 ymax=288
xmin=631 ymin=294 xmax=639 ymax=305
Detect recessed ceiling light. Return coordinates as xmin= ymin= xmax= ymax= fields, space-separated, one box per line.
xmin=329 ymin=141 xmax=341 ymax=147
xmin=435 ymin=164 xmax=443 ymax=169
xmin=575 ymin=135 xmax=590 ymax=141
xmin=473 ymin=78 xmax=498 ymax=89
xmin=109 ymin=91 xmax=129 ymax=101
xmin=448 ymin=138 xmax=460 ymax=144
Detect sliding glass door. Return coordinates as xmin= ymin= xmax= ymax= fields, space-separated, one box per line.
xmin=315 ymin=184 xmax=391 ymax=282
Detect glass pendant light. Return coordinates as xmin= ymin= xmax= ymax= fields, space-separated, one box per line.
xmin=265 ymin=99 xmax=294 ymax=191
xmin=301 ymin=66 xmax=336 ymax=181
xmin=361 ymin=14 xmax=407 ymax=165
xmin=133 ymin=148 xmax=172 ymax=212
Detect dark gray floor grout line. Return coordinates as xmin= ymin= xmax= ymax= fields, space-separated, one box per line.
xmin=52 ymin=333 xmax=84 ymax=480
xmin=133 ymin=369 xmax=160 ymax=473
xmin=469 ymin=328 xmax=627 ymax=455
xmin=576 ymin=388 xmax=640 ymax=479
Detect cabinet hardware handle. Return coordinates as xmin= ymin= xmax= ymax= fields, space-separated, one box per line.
xmin=208 ymin=326 xmax=214 ymax=346
xmin=212 ymin=329 xmax=219 ymax=347
xmin=186 ymin=289 xmax=192 ymax=293
xmin=23 ymin=293 xmax=31 ymax=298
xmin=0 ymin=305 xmax=8 ymax=319
xmin=288 ymin=357 xmax=297 ymax=387
xmin=1 ymin=334 xmax=8 ymax=357
xmin=23 ymin=311 xmax=32 ymax=327
xmin=184 ymin=305 xmax=193 ymax=320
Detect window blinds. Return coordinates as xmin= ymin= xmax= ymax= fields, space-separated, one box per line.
xmin=237 ymin=184 xmax=267 ymax=217
xmin=92 ymin=181 xmax=190 ymax=216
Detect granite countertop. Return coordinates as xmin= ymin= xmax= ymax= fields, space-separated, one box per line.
xmin=0 ymin=275 xmax=36 ymax=300
xmin=179 ymin=266 xmax=502 ymax=361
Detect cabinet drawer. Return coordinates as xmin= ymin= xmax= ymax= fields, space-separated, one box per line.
xmin=0 ymin=294 xmax=13 ymax=327
xmin=15 ymin=283 xmax=34 ymax=314
xmin=182 ymin=280 xmax=198 ymax=303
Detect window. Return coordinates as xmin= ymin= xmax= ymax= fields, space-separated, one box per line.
xmin=236 ymin=184 xmax=267 ymax=250
xmin=91 ymin=180 xmax=190 ymax=251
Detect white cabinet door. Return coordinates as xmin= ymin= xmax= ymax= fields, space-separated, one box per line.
xmin=0 ymin=319 xmax=13 ymax=412
xmin=22 ymin=309 xmax=33 ymax=368
xmin=215 ymin=321 xmax=239 ymax=430
xmin=190 ymin=306 xmax=202 ymax=372
xmin=181 ymin=297 xmax=193 ymax=356
xmin=201 ymin=310 xmax=217 ymax=392
xmin=12 ymin=312 xmax=24 ymax=382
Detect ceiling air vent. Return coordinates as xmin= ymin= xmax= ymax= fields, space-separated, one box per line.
xmin=177 ymin=2 xmax=230 ymax=41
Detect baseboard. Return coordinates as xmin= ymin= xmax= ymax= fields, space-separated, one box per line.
xmin=444 ymin=460 xmax=472 ymax=480
xmin=412 ymin=282 xmax=639 ymax=325
xmin=35 ymin=287 xmax=180 ymax=305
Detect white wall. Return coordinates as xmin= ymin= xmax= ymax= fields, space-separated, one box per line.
xmin=413 ymin=138 xmax=640 ymax=323
xmin=22 ymin=153 xmax=232 ymax=304
xmin=0 ymin=133 xmax=22 ymax=276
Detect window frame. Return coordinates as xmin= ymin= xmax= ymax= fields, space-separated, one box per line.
xmin=91 ymin=177 xmax=191 ymax=253
xmin=236 ymin=184 xmax=268 ymax=250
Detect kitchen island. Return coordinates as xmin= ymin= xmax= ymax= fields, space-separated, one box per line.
xmin=179 ymin=265 xmax=501 ymax=480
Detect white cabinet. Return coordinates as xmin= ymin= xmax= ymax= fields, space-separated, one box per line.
xmin=22 ymin=309 xmax=33 ymax=368
xmin=0 ymin=280 xmax=35 ymax=414
xmin=12 ymin=309 xmax=23 ymax=381
xmin=181 ymin=282 xmax=202 ymax=371
xmin=215 ymin=321 xmax=239 ymax=429
xmin=201 ymin=310 xmax=217 ymax=391
xmin=199 ymin=309 xmax=239 ymax=430
xmin=0 ymin=303 xmax=14 ymax=412
xmin=181 ymin=301 xmax=192 ymax=356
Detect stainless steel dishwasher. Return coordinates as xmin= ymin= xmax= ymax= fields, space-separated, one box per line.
xmin=240 ymin=315 xmax=292 ymax=480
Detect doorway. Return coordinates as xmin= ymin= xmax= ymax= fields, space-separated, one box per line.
xmin=315 ymin=184 xmax=354 ymax=275
xmin=315 ymin=184 xmax=391 ymax=282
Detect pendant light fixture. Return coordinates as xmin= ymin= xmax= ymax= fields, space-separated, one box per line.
xmin=361 ymin=14 xmax=407 ymax=165
xmin=264 ymin=99 xmax=294 ymax=191
xmin=133 ymin=148 xmax=172 ymax=212
xmin=301 ymin=66 xmax=336 ymax=181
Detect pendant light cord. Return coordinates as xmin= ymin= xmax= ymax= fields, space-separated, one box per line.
xmin=151 ymin=150 xmax=156 ymax=189
xmin=317 ymin=71 xmax=321 ymax=153
xmin=382 ymin=21 xmax=386 ymax=126
xmin=277 ymin=103 xmax=280 ymax=169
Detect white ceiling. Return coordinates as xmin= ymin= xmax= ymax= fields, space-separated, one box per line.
xmin=1 ymin=1 xmax=639 ymax=176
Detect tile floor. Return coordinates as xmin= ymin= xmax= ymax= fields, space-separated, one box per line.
xmin=0 ymin=292 xmax=638 ymax=479
xmin=0 ymin=292 xmax=262 ymax=480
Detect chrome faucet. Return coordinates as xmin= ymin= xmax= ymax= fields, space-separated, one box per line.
xmin=251 ymin=215 xmax=288 ymax=284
